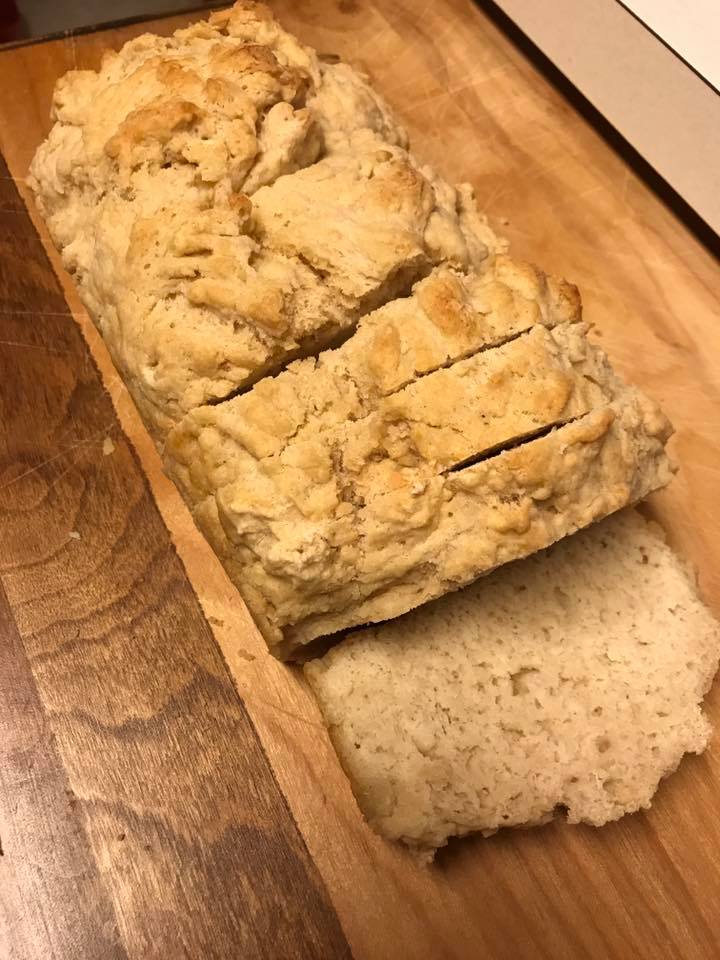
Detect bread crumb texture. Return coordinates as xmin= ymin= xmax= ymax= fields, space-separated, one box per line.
xmin=305 ymin=510 xmax=720 ymax=855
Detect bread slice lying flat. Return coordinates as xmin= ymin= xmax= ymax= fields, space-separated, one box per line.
xmin=305 ymin=510 xmax=720 ymax=856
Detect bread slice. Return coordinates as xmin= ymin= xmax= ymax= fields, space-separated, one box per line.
xmin=305 ymin=509 xmax=720 ymax=856
xmin=165 ymin=300 xmax=673 ymax=658
xmin=29 ymin=2 xmax=497 ymax=438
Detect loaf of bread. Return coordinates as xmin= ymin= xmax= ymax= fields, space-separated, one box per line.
xmin=30 ymin=0 xmax=712 ymax=861
xmin=30 ymin=2 xmax=674 ymax=662
xmin=305 ymin=510 xmax=720 ymax=856
xmin=29 ymin=2 xmax=495 ymax=439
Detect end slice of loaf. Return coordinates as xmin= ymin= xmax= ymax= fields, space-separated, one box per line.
xmin=305 ymin=509 xmax=720 ymax=856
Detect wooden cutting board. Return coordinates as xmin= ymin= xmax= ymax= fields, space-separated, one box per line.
xmin=1 ymin=3 xmax=719 ymax=958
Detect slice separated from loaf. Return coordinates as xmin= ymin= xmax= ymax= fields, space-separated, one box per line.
xmin=165 ymin=265 xmax=673 ymax=659
xmin=29 ymin=1 xmax=496 ymax=438
xmin=305 ymin=509 xmax=720 ymax=856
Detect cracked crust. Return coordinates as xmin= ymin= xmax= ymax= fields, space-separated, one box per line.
xmin=165 ymin=311 xmax=673 ymax=658
xmin=29 ymin=1 xmax=499 ymax=438
xmin=305 ymin=509 xmax=720 ymax=855
xmin=249 ymin=137 xmax=494 ymax=310
xmin=281 ymin=392 xmax=672 ymax=653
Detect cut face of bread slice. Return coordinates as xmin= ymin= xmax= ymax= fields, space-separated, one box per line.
xmin=304 ymin=509 xmax=720 ymax=856
xmin=29 ymin=3 xmax=496 ymax=439
xmin=165 ymin=275 xmax=673 ymax=658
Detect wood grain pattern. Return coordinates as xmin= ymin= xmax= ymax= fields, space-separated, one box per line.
xmin=0 ymin=3 xmax=719 ymax=958
xmin=0 ymin=579 xmax=128 ymax=960
xmin=0 ymin=154 xmax=350 ymax=960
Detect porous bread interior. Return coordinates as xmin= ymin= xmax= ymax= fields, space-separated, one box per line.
xmin=305 ymin=509 xmax=720 ymax=856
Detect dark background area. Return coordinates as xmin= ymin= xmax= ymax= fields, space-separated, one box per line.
xmin=0 ymin=0 xmax=217 ymax=42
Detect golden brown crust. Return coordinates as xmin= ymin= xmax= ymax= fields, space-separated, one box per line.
xmin=274 ymin=394 xmax=672 ymax=656
xmin=164 ymin=254 xmax=581 ymax=468
xmin=30 ymin=2 xmax=497 ymax=439
xmin=165 ymin=305 xmax=672 ymax=659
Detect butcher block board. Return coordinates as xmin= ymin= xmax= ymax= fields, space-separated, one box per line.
xmin=1 ymin=3 xmax=719 ymax=958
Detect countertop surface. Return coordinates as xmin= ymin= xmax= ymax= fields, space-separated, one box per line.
xmin=1 ymin=3 xmax=719 ymax=958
